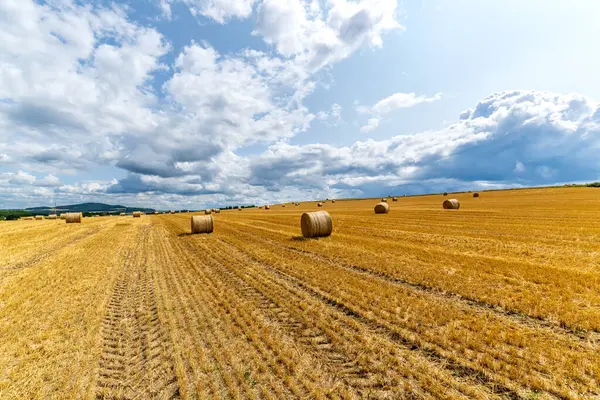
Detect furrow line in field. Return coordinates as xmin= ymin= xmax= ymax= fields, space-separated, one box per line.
xmin=213 ymin=235 xmax=529 ymax=400
xmin=191 ymin=237 xmax=502 ymax=399
xmin=225 ymin=221 xmax=600 ymax=342
xmin=96 ymin=226 xmax=180 ymax=400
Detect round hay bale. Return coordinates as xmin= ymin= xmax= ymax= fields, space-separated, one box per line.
xmin=381 ymin=198 xmax=387 ymax=202
xmin=170 ymin=210 xmax=175 ymax=214
xmin=47 ymin=214 xmax=57 ymax=220
xmin=154 ymin=211 xmax=159 ymax=214
xmin=473 ymin=192 xmax=480 ymax=198
xmin=443 ymin=192 xmax=448 ymax=196
xmin=22 ymin=216 xmax=34 ymax=220
xmin=443 ymin=199 xmax=460 ymax=209
xmin=317 ymin=202 xmax=323 ymax=207
xmin=133 ymin=211 xmax=142 ymax=218
xmin=191 ymin=215 xmax=213 ymax=234
xmin=65 ymin=212 xmax=82 ymax=223
xmin=282 ymin=204 xmax=286 ymax=208
xmin=331 ymin=200 xmax=336 ymax=203
xmin=392 ymin=197 xmax=398 ymax=202
xmin=35 ymin=215 xmax=44 ymax=220
xmin=59 ymin=214 xmax=67 ymax=220
xmin=295 ymin=203 xmax=300 ymax=206
xmin=301 ymin=211 xmax=332 ymax=238
xmin=214 ymin=209 xmax=220 ymax=214
xmin=374 ymin=202 xmax=390 ymax=214
xmin=119 ymin=213 xmax=126 ymax=216
xmin=205 ymin=209 xmax=212 ymax=215
xmin=265 ymin=205 xmax=270 ymax=210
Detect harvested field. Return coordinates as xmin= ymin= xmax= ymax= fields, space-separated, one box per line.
xmin=1 ymin=187 xmax=600 ymax=399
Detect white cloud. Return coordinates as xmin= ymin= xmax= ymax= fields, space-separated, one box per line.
xmin=372 ymin=92 xmax=442 ymax=114
xmin=38 ymin=174 xmax=62 ymax=187
xmin=178 ymin=0 xmax=257 ymax=23
xmin=360 ymin=117 xmax=380 ymax=133
xmin=8 ymin=171 xmax=36 ymax=185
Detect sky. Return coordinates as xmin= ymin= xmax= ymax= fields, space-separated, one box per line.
xmin=1 ymin=0 xmax=600 ymax=209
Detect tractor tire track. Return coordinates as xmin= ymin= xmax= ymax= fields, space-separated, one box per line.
xmin=96 ymin=226 xmax=180 ymax=400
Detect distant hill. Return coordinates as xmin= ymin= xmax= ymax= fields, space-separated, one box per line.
xmin=25 ymin=202 xmax=155 ymax=214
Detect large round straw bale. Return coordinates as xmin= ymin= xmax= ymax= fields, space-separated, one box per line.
xmin=443 ymin=199 xmax=460 ymax=209
xmin=133 ymin=211 xmax=142 ymax=218
xmin=374 ymin=202 xmax=390 ymax=214
xmin=392 ymin=197 xmax=398 ymax=202
xmin=191 ymin=215 xmax=213 ymax=234
xmin=301 ymin=211 xmax=332 ymax=238
xmin=47 ymin=214 xmax=57 ymax=220
xmin=65 ymin=212 xmax=82 ymax=223
xmin=205 ymin=209 xmax=212 ymax=215
xmin=317 ymin=202 xmax=323 ymax=207
xmin=473 ymin=192 xmax=480 ymax=198
xmin=35 ymin=215 xmax=44 ymax=220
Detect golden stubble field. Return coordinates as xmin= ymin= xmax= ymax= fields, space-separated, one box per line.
xmin=1 ymin=187 xmax=600 ymax=399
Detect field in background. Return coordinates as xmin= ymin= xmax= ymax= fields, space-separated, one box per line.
xmin=1 ymin=187 xmax=599 ymax=399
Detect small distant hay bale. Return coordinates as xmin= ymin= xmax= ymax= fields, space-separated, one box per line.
xmin=282 ymin=204 xmax=286 ymax=207
xmin=59 ymin=214 xmax=67 ymax=220
xmin=392 ymin=197 xmax=398 ymax=202
xmin=133 ymin=211 xmax=142 ymax=218
xmin=381 ymin=198 xmax=387 ymax=202
xmin=443 ymin=199 xmax=460 ymax=209
xmin=331 ymin=200 xmax=336 ymax=203
xmin=443 ymin=192 xmax=448 ymax=196
xmin=47 ymin=214 xmax=57 ymax=220
xmin=374 ymin=202 xmax=390 ymax=214
xmin=205 ymin=209 xmax=212 ymax=215
xmin=301 ymin=211 xmax=332 ymax=238
xmin=317 ymin=202 xmax=323 ymax=207
xmin=238 ymin=207 xmax=242 ymax=211
xmin=119 ymin=213 xmax=126 ymax=216
xmin=65 ymin=212 xmax=82 ymax=223
xmin=265 ymin=205 xmax=270 ymax=210
xmin=170 ymin=210 xmax=175 ymax=214
xmin=214 ymin=209 xmax=221 ymax=214
xmin=473 ymin=192 xmax=480 ymax=198
xmin=22 ymin=216 xmax=34 ymax=220
xmin=191 ymin=215 xmax=213 ymax=234
xmin=295 ymin=202 xmax=300 ymax=206
xmin=35 ymin=215 xmax=44 ymax=220
xmin=154 ymin=211 xmax=159 ymax=214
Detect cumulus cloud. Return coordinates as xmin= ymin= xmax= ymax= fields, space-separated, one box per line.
xmin=247 ymin=90 xmax=600 ymax=197
xmin=360 ymin=117 xmax=380 ymax=133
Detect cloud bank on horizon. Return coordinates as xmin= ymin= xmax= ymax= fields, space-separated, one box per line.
xmin=1 ymin=0 xmax=599 ymax=208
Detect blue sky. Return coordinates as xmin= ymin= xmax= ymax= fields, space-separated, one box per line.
xmin=1 ymin=0 xmax=599 ymax=209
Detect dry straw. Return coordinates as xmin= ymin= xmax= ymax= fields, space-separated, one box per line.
xmin=374 ymin=202 xmax=390 ymax=214
xmin=47 ymin=214 xmax=57 ymax=220
xmin=133 ymin=211 xmax=142 ymax=218
xmin=191 ymin=215 xmax=214 ymax=234
xmin=317 ymin=202 xmax=323 ymax=207
xmin=205 ymin=209 xmax=212 ymax=215
xmin=65 ymin=212 xmax=82 ymax=223
xmin=35 ymin=215 xmax=44 ymax=220
xmin=473 ymin=192 xmax=480 ymax=198
xmin=443 ymin=199 xmax=460 ymax=209
xmin=301 ymin=211 xmax=332 ymax=238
